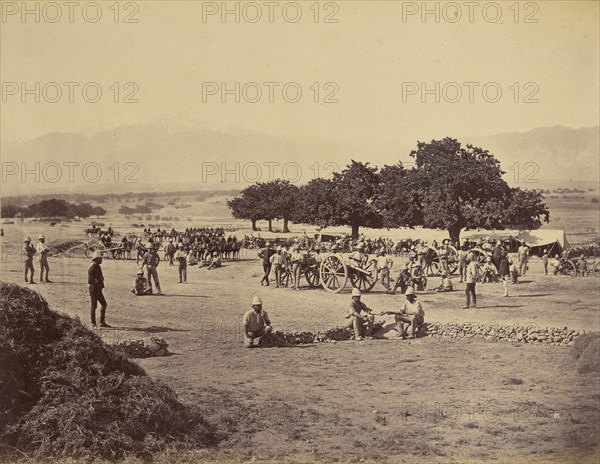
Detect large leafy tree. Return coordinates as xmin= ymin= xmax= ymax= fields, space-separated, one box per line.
xmin=376 ymin=138 xmax=549 ymax=242
xmin=266 ymin=179 xmax=299 ymax=233
xmin=226 ymin=184 xmax=264 ymax=231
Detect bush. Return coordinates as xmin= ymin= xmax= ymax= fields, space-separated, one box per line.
xmin=577 ymin=338 xmax=600 ymax=374
xmin=591 ymin=198 xmax=599 ymax=204
xmin=571 ymin=333 xmax=600 ymax=360
xmin=0 ymin=283 xmax=223 ymax=460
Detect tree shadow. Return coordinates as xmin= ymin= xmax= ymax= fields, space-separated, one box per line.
xmin=157 ymin=294 xmax=208 ymax=298
xmin=103 ymin=325 xmax=192 ymax=333
xmin=479 ymin=305 xmax=524 ymax=309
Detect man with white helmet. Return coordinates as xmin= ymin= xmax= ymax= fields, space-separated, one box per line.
xmin=22 ymin=236 xmax=36 ymax=284
xmin=376 ymin=248 xmax=393 ymax=292
xmin=242 ymin=296 xmax=272 ymax=348
xmin=142 ymin=241 xmax=162 ymax=295
xmin=269 ymin=246 xmax=285 ymax=288
xmin=207 ymin=251 xmax=222 ymax=270
xmin=174 ymin=242 xmax=188 ymax=283
xmin=36 ymin=234 xmax=51 ymax=282
xmin=382 ymin=287 xmax=425 ymax=338
xmin=345 ymin=288 xmax=375 ymax=340
xmin=350 ymin=243 xmax=368 ymax=268
xmin=132 ymin=267 xmax=152 ymax=295
xmin=88 ymin=251 xmax=109 ymax=327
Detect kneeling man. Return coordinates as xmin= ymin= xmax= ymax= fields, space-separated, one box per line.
xmin=243 ymin=296 xmax=272 ymax=348
xmin=345 ymin=288 xmax=375 ymax=340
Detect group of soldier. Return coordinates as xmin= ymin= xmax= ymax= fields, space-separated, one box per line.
xmin=21 ymin=234 xmax=51 ymax=284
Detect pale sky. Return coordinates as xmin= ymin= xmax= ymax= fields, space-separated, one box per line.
xmin=1 ymin=0 xmax=599 ymax=144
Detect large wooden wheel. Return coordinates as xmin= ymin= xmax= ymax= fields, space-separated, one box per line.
xmin=445 ymin=245 xmax=458 ymax=274
xmin=559 ymin=259 xmax=577 ymax=277
xmin=305 ymin=265 xmax=321 ymax=288
xmin=320 ymin=255 xmax=348 ymax=293
xmin=279 ymin=266 xmax=292 ymax=287
xmin=349 ymin=259 xmax=379 ymax=293
xmin=424 ymin=247 xmax=441 ymax=277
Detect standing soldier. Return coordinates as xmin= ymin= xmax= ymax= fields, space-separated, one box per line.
xmin=258 ymin=241 xmax=275 ymax=286
xmin=165 ymin=238 xmax=175 ymax=266
xmin=517 ymin=241 xmax=530 ymax=277
xmin=88 ymin=252 xmax=109 ymax=327
xmin=463 ymin=256 xmax=479 ymax=309
xmin=290 ymin=245 xmax=303 ymax=291
xmin=541 ymin=249 xmax=549 ymax=275
xmin=175 ymin=242 xmax=188 ymax=283
xmin=143 ymin=242 xmax=162 ymax=295
xmin=36 ymin=234 xmax=51 ymax=283
xmin=457 ymin=244 xmax=469 ymax=283
xmin=417 ymin=241 xmax=428 ymax=269
xmin=23 ymin=237 xmax=36 ymax=284
xmin=270 ymin=246 xmax=285 ymax=288
xmin=376 ymin=248 xmax=393 ymax=292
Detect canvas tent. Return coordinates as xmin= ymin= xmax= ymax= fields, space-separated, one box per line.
xmin=512 ymin=230 xmax=569 ymax=257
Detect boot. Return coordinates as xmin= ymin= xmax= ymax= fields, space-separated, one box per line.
xmin=91 ymin=308 xmax=97 ymax=327
xmin=100 ymin=308 xmax=111 ymax=327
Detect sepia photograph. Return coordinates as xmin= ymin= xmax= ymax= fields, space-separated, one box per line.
xmin=0 ymin=1 xmax=599 ymax=463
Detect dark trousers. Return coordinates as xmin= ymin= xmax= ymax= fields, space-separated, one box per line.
xmin=89 ymin=286 xmax=107 ymax=324
xmin=465 ymin=282 xmax=476 ymax=307
xmin=179 ymin=263 xmax=187 ymax=282
xmin=261 ymin=262 xmax=272 ymax=285
xmin=24 ymin=259 xmax=34 ymax=282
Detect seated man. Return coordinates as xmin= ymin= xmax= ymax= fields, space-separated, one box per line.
xmin=433 ymin=270 xmax=455 ymax=292
xmin=411 ymin=263 xmax=427 ymax=291
xmin=345 ymin=288 xmax=375 ymax=341
xmin=207 ymin=252 xmax=222 ymax=270
xmin=391 ymin=264 xmax=413 ymax=294
xmin=242 ymin=296 xmax=272 ymax=348
xmin=131 ymin=268 xmax=152 ymax=295
xmin=382 ymin=287 xmax=425 ymax=339
xmin=481 ymin=258 xmax=498 ymax=283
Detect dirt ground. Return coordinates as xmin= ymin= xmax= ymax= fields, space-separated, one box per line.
xmin=0 ymin=225 xmax=599 ymax=463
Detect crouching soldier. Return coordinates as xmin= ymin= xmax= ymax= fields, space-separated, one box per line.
xmin=243 ymin=296 xmax=272 ymax=348
xmin=345 ymin=288 xmax=375 ymax=341
xmin=481 ymin=257 xmax=498 ymax=283
xmin=382 ymin=287 xmax=425 ymax=339
xmin=132 ymin=268 xmax=152 ymax=295
xmin=207 ymin=252 xmax=222 ymax=270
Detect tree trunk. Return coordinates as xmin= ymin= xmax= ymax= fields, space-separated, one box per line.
xmin=268 ymin=218 xmax=273 ymax=232
xmin=283 ymin=217 xmax=290 ymax=233
xmin=448 ymin=225 xmax=461 ymax=245
xmin=351 ymin=224 xmax=359 ymax=240
xmin=251 ymin=219 xmax=257 ymax=231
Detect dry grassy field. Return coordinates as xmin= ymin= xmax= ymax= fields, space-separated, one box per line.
xmin=1 ymin=192 xmax=599 ymax=463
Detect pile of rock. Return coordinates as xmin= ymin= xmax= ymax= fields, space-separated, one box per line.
xmin=111 ymin=336 xmax=170 ymax=358
xmin=259 ymin=322 xmax=386 ymax=347
xmin=422 ymin=322 xmax=580 ymax=346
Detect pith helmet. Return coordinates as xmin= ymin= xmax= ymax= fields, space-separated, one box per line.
xmin=351 ymin=288 xmax=361 ymax=297
xmin=251 ymin=296 xmax=263 ymax=306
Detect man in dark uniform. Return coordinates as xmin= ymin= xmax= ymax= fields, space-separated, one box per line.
xmin=88 ymin=252 xmax=109 ymax=327
xmin=23 ymin=236 xmax=36 ymax=284
xmin=258 ymin=241 xmax=275 ymax=286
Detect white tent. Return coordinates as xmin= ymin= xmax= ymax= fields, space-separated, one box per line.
xmin=513 ymin=229 xmax=569 ymax=255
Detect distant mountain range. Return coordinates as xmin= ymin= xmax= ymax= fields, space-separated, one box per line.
xmin=1 ymin=117 xmax=598 ymax=196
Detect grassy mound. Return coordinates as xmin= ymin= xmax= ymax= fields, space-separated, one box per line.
xmin=577 ymin=338 xmax=600 ymax=374
xmin=571 ymin=333 xmax=600 ymax=360
xmin=0 ymin=282 xmax=223 ymax=460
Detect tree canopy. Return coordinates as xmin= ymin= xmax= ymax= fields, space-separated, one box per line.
xmin=228 ymin=139 xmax=550 ymax=241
